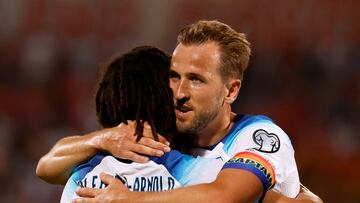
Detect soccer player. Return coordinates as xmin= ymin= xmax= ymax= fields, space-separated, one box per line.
xmin=60 ymin=46 xmax=189 ymax=202
xmin=37 ymin=21 xmax=323 ymax=203
xmin=73 ymin=20 xmax=294 ymax=202
xmin=58 ymin=45 xmax=320 ymax=203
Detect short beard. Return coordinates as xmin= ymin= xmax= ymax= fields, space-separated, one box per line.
xmin=176 ymin=104 xmax=220 ymax=135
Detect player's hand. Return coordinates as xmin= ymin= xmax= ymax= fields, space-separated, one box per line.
xmin=94 ymin=121 xmax=171 ymax=163
xmin=73 ymin=173 xmax=133 ymax=203
xmin=263 ymin=184 xmax=323 ymax=203
xmin=295 ymin=184 xmax=323 ymax=203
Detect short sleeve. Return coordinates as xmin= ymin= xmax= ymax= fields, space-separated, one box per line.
xmin=222 ymin=120 xmax=300 ymax=197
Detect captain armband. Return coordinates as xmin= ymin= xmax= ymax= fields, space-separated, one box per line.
xmin=222 ymin=152 xmax=276 ymax=192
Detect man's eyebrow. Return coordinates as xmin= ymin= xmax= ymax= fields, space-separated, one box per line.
xmin=186 ymin=72 xmax=206 ymax=81
xmin=169 ymin=70 xmax=178 ymax=75
xmin=169 ymin=70 xmax=180 ymax=77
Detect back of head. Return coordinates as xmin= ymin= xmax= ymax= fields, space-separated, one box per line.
xmin=95 ymin=46 xmax=176 ymax=139
xmin=177 ymin=20 xmax=251 ymax=81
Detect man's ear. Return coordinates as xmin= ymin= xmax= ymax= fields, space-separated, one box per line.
xmin=224 ymin=79 xmax=241 ymax=104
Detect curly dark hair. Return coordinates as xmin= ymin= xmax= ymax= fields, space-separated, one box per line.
xmin=95 ymin=46 xmax=176 ymax=142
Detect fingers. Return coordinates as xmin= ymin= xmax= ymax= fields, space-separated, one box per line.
xmin=136 ymin=137 xmax=171 ymax=153
xmin=110 ymin=140 xmax=166 ymax=161
xmin=76 ymin=187 xmax=100 ymax=198
xmin=99 ymin=172 xmax=113 ymax=184
xmin=117 ymin=120 xmax=170 ymax=146
xmin=300 ymin=183 xmax=310 ymax=192
xmin=72 ymin=197 xmax=95 ymax=203
xmin=148 ymin=134 xmax=171 ymax=148
xmin=142 ymin=123 xmax=170 ymax=144
xmin=116 ymin=150 xmax=149 ymax=163
xmin=99 ymin=121 xmax=172 ymax=162
xmin=130 ymin=141 xmax=169 ymax=156
xmin=100 ymin=172 xmax=125 ymax=187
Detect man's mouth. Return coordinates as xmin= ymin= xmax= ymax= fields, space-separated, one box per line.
xmin=174 ymin=105 xmax=193 ymax=120
xmin=175 ymin=105 xmax=192 ymax=113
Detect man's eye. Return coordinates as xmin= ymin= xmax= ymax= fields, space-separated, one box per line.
xmin=190 ymin=77 xmax=202 ymax=83
xmin=169 ymin=72 xmax=179 ymax=79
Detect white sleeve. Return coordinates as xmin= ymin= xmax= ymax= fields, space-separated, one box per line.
xmin=225 ymin=121 xmax=300 ymax=197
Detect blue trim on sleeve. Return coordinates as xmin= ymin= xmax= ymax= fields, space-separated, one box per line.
xmin=222 ymin=162 xmax=269 ymax=193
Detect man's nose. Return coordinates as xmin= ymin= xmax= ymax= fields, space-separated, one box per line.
xmin=173 ymin=79 xmax=190 ymax=101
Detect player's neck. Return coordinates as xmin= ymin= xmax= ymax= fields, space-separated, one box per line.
xmin=195 ymin=110 xmax=236 ymax=147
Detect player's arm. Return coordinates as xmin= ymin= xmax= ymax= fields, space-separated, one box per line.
xmin=74 ymin=172 xmax=323 ymax=203
xmin=143 ymin=168 xmax=263 ymax=203
xmin=74 ymin=168 xmax=264 ymax=203
xmin=36 ymin=121 xmax=170 ymax=185
xmin=264 ymin=184 xmax=323 ymax=203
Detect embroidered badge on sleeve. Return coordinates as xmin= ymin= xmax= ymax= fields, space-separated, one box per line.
xmin=252 ymin=129 xmax=280 ymax=153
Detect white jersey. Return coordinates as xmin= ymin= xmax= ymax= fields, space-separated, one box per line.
xmin=61 ymin=114 xmax=300 ymax=203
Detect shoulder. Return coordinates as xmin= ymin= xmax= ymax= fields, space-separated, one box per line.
xmin=150 ymin=150 xmax=193 ymax=172
xmin=232 ymin=114 xmax=280 ymax=132
xmin=222 ymin=115 xmax=300 ymax=197
xmin=71 ymin=153 xmax=109 ymax=175
xmin=223 ymin=114 xmax=293 ymax=154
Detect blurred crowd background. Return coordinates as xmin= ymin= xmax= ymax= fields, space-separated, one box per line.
xmin=0 ymin=0 xmax=359 ymax=202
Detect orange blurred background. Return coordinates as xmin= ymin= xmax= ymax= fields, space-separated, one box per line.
xmin=0 ymin=0 xmax=359 ymax=202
